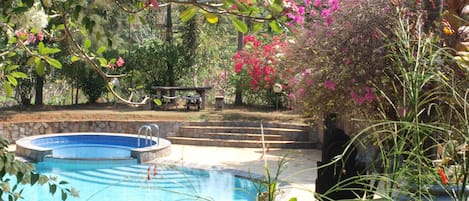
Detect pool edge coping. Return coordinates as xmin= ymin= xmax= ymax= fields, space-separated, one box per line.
xmin=15 ymin=132 xmax=172 ymax=163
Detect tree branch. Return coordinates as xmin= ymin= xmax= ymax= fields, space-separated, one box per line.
xmin=61 ymin=11 xmax=150 ymax=106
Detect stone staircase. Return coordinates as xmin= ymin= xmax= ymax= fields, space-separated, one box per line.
xmin=167 ymin=121 xmax=319 ymax=148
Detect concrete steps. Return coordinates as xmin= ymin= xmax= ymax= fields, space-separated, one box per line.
xmin=167 ymin=121 xmax=319 ymax=149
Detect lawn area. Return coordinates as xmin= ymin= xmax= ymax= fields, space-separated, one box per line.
xmin=0 ymin=103 xmax=308 ymax=124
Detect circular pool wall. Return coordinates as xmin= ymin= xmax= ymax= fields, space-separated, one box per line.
xmin=15 ymin=133 xmax=171 ymax=163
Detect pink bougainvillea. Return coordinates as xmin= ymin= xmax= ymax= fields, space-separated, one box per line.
xmin=232 ymin=34 xmax=289 ymax=91
xmin=324 ymin=80 xmax=336 ymax=90
xmin=282 ymin=0 xmax=342 ymax=26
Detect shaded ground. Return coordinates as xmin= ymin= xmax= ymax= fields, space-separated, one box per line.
xmin=0 ymin=103 xmax=309 ymax=124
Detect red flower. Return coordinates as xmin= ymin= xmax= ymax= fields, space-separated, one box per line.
xmin=234 ymin=62 xmax=243 ymax=73
xmin=437 ymin=167 xmax=448 ymax=185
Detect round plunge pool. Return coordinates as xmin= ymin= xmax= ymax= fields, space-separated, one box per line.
xmin=15 ymin=133 xmax=172 ymax=163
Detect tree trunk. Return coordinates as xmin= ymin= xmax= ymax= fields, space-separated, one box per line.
xmin=234 ymin=31 xmax=244 ymax=106
xmin=34 ymin=74 xmax=44 ymax=105
xmin=75 ymin=81 xmax=79 ymax=104
xmin=166 ymin=4 xmax=175 ymax=90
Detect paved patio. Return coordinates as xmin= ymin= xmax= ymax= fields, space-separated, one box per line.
xmin=152 ymin=144 xmax=321 ymax=201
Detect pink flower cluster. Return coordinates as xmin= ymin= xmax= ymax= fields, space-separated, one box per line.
xmin=108 ymin=57 xmax=125 ymax=70
xmin=145 ymin=0 xmax=159 ymax=10
xmin=349 ymin=79 xmax=375 ymax=105
xmin=232 ymin=35 xmax=288 ymax=91
xmin=15 ymin=31 xmax=44 ymax=45
xmin=283 ymin=0 xmax=342 ymax=26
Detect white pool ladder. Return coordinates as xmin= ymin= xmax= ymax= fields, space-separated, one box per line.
xmin=137 ymin=124 xmax=160 ymax=147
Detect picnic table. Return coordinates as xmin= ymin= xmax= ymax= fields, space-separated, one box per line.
xmin=151 ymin=86 xmax=212 ymax=110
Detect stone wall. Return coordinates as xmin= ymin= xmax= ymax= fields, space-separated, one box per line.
xmin=0 ymin=120 xmax=185 ymax=143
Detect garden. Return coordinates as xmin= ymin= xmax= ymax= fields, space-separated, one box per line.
xmin=1 ymin=0 xmax=469 ymax=200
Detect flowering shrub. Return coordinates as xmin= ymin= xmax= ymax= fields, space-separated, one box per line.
xmin=283 ymin=0 xmax=341 ymax=26
xmin=231 ymin=34 xmax=291 ymax=106
xmin=279 ymin=0 xmax=395 ymax=121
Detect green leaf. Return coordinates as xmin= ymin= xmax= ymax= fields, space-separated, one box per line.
xmin=4 ymin=82 xmax=12 ymax=97
xmin=252 ymin=23 xmax=263 ymax=33
xmin=204 ymin=13 xmax=219 ymax=24
xmin=288 ymin=198 xmax=298 ymax=201
xmin=98 ymin=58 xmax=108 ymax=67
xmin=6 ymin=75 xmax=17 ymax=86
xmin=55 ymin=24 xmax=65 ymax=30
xmin=269 ymin=20 xmax=282 ymax=33
xmin=71 ymin=56 xmax=81 ymax=62
xmin=7 ymin=36 xmax=17 ymax=44
xmin=153 ymin=98 xmax=162 ymax=106
xmin=84 ymin=39 xmax=92 ymax=50
xmin=231 ymin=17 xmax=248 ymax=33
xmin=73 ymin=6 xmax=82 ymax=20
xmin=59 ymin=181 xmax=68 ymax=185
xmin=5 ymin=65 xmax=19 ymax=72
xmin=23 ymin=0 xmax=34 ymax=7
xmin=97 ymin=46 xmax=106 ymax=55
xmin=13 ymin=7 xmax=29 ymax=13
xmin=7 ymin=52 xmax=16 ymax=58
xmin=226 ymin=0 xmax=247 ymax=12
xmin=27 ymin=57 xmax=36 ymax=66
xmin=139 ymin=16 xmax=147 ymax=25
xmin=42 ymin=47 xmax=61 ymax=55
xmin=46 ymin=57 xmax=62 ymax=69
xmin=128 ymin=15 xmax=135 ymax=23
xmin=49 ymin=184 xmax=57 ymax=195
xmin=270 ymin=3 xmax=283 ymax=14
xmin=61 ymin=189 xmax=67 ymax=201
xmin=180 ymin=7 xmax=197 ymax=22
xmin=82 ymin=17 xmax=96 ymax=33
xmin=10 ymin=72 xmax=28 ymax=78
xmin=30 ymin=173 xmax=39 ymax=185
xmin=35 ymin=60 xmax=45 ymax=76
xmin=38 ymin=42 xmax=45 ymax=55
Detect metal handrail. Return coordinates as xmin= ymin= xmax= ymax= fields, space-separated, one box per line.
xmin=147 ymin=123 xmax=160 ymax=145
xmin=137 ymin=125 xmax=152 ymax=147
xmin=137 ymin=123 xmax=161 ymax=147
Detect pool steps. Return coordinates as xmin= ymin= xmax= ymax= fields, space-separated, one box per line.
xmin=168 ymin=121 xmax=319 ymax=149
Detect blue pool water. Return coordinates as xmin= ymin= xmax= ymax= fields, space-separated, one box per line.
xmin=50 ymin=144 xmax=132 ymax=159
xmin=16 ymin=160 xmax=260 ymax=201
xmin=30 ymin=134 xmax=158 ymax=159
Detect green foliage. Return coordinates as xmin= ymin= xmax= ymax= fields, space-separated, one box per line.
xmin=318 ymin=5 xmax=469 ymax=201
xmin=125 ymin=38 xmax=195 ymax=92
xmin=0 ymin=136 xmax=77 ymax=200
xmin=78 ymin=67 xmax=108 ymax=103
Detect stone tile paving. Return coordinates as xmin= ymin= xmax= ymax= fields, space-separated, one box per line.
xmin=152 ymin=144 xmax=321 ymax=201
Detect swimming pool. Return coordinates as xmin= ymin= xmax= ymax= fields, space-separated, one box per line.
xmin=16 ymin=160 xmax=261 ymax=201
xmin=13 ymin=132 xmax=262 ymax=200
xmin=15 ymin=133 xmax=172 ymax=163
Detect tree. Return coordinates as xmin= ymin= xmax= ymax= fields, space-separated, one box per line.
xmin=0 ymin=0 xmax=316 ymax=106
